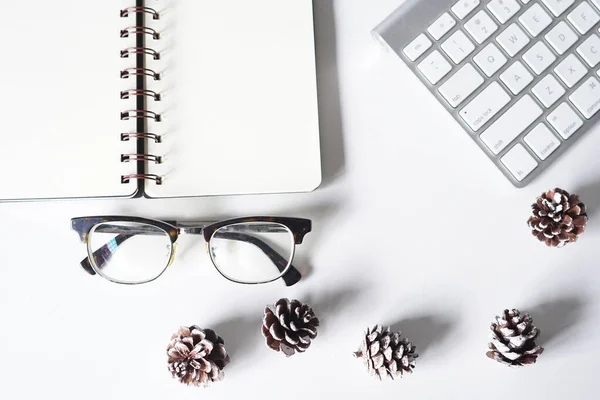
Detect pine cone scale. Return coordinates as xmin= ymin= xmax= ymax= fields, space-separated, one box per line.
xmin=189 ymin=359 xmax=202 ymax=370
xmin=285 ymin=331 xmax=300 ymax=345
xmin=383 ymin=346 xmax=393 ymax=361
xmin=210 ymin=344 xmax=228 ymax=361
xmin=169 ymin=342 xmax=190 ymax=359
xmin=280 ymin=343 xmax=295 ymax=356
xmin=381 ymin=334 xmax=391 ymax=348
xmin=268 ymin=320 xmax=286 ymax=340
xmin=370 ymin=341 xmax=380 ymax=356
xmin=573 ymin=215 xmax=587 ymax=227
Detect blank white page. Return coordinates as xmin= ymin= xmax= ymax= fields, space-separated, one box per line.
xmin=0 ymin=1 xmax=138 ymax=201
xmin=145 ymin=0 xmax=322 ymax=198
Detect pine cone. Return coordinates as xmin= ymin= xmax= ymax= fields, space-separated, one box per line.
xmin=167 ymin=326 xmax=230 ymax=387
xmin=528 ymin=188 xmax=587 ymax=247
xmin=261 ymin=298 xmax=319 ymax=357
xmin=486 ymin=309 xmax=544 ymax=368
xmin=354 ymin=325 xmax=418 ymax=380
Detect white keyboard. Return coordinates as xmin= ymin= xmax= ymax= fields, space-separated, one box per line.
xmin=374 ymin=0 xmax=600 ymax=187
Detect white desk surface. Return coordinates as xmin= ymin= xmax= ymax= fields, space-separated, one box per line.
xmin=2 ymin=1 xmax=600 ymax=399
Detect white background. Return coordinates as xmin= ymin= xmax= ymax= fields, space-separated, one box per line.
xmin=1 ymin=1 xmax=600 ymax=399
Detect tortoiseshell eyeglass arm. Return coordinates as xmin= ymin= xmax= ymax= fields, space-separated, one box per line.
xmin=212 ymin=232 xmax=301 ymax=286
xmin=80 ymin=229 xmax=301 ymax=286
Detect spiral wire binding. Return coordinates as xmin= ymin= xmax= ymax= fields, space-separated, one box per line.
xmin=120 ymin=6 xmax=160 ymax=20
xmin=120 ymin=89 xmax=161 ymax=101
xmin=120 ymin=68 xmax=160 ymax=80
xmin=120 ymin=3 xmax=163 ymax=186
xmin=120 ymin=26 xmax=160 ymax=40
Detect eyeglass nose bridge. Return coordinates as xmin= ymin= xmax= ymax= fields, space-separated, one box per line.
xmin=177 ymin=225 xmax=206 ymax=235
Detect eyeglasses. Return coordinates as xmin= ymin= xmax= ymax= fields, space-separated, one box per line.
xmin=71 ymin=216 xmax=311 ymax=286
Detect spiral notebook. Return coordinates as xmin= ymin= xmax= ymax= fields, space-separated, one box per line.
xmin=0 ymin=0 xmax=321 ymax=201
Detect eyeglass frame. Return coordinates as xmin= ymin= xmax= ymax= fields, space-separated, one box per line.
xmin=71 ymin=216 xmax=311 ymax=286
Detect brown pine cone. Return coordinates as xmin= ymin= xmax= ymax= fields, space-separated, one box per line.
xmin=528 ymin=188 xmax=587 ymax=247
xmin=354 ymin=325 xmax=418 ymax=380
xmin=486 ymin=309 xmax=544 ymax=368
xmin=261 ymin=298 xmax=319 ymax=357
xmin=167 ymin=326 xmax=230 ymax=387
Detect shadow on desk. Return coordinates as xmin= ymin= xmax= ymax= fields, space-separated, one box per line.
xmin=314 ymin=0 xmax=346 ymax=187
xmin=529 ymin=294 xmax=588 ymax=350
xmin=390 ymin=314 xmax=456 ymax=358
xmin=578 ymin=179 xmax=600 ymax=223
xmin=211 ymin=316 xmax=261 ymax=364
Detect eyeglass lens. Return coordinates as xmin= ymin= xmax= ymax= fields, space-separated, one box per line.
xmin=208 ymin=222 xmax=295 ymax=284
xmin=88 ymin=221 xmax=173 ymax=284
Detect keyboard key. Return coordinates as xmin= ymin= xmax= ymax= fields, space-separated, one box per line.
xmin=465 ymin=10 xmax=499 ymax=44
xmin=474 ymin=43 xmax=508 ymax=76
xmin=452 ymin=0 xmax=481 ymax=20
xmin=487 ymin=0 xmax=521 ymax=24
xmin=497 ymin=23 xmax=530 ymax=56
xmin=524 ymin=123 xmax=561 ymax=160
xmin=500 ymin=61 xmax=534 ymax=94
xmin=417 ymin=50 xmax=452 ymax=84
xmin=460 ymin=82 xmax=511 ymax=131
xmin=541 ymin=0 xmax=575 ymax=17
xmin=480 ymin=95 xmax=543 ymax=154
xmin=532 ymin=74 xmax=566 ymax=107
xmin=441 ymin=30 xmax=476 ymax=63
xmin=569 ymin=76 xmax=600 ymax=118
xmin=567 ymin=2 xmax=600 ymax=34
xmin=592 ymin=0 xmax=600 ymax=11
xmin=519 ymin=4 xmax=553 ymax=37
xmin=428 ymin=12 xmax=457 ymax=40
xmin=522 ymin=41 xmax=557 ymax=74
xmin=439 ymin=63 xmax=485 ymax=107
xmin=547 ymin=102 xmax=584 ymax=138
xmin=545 ymin=21 xmax=578 ymax=55
xmin=501 ymin=144 xmax=538 ymax=181
xmin=403 ymin=34 xmax=433 ymax=62
xmin=554 ymin=54 xmax=588 ymax=88
xmin=577 ymin=34 xmax=600 ymax=67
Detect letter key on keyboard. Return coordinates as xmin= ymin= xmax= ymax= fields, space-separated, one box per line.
xmin=577 ymin=35 xmax=600 ymax=67
xmin=532 ymin=75 xmax=565 ymax=108
xmin=519 ymin=4 xmax=553 ymax=37
xmin=523 ymin=42 xmax=556 ymax=74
